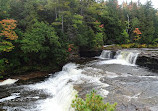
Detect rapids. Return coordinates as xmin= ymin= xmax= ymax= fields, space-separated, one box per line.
xmin=0 ymin=49 xmax=158 ymax=111
xmin=0 ymin=79 xmax=18 ymax=86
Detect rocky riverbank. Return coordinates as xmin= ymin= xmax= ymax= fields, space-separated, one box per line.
xmin=1 ymin=48 xmax=158 ymax=111
xmin=100 ymin=47 xmax=158 ymax=71
xmin=1 ymin=48 xmax=158 ymax=84
xmin=136 ymin=48 xmax=158 ymax=71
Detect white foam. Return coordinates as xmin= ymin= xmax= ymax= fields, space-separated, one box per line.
xmin=123 ymin=93 xmax=141 ymax=102
xmin=0 ymin=79 xmax=18 ymax=86
xmin=26 ymin=63 xmax=110 ymax=111
xmin=0 ymin=93 xmax=20 ymax=102
xmin=138 ymin=76 xmax=158 ymax=79
xmin=115 ymin=51 xmax=139 ymax=65
xmin=99 ymin=59 xmax=135 ymax=66
xmin=99 ymin=50 xmax=139 ymax=66
xmin=105 ymin=71 xmax=119 ymax=78
xmin=99 ymin=88 xmax=109 ymax=97
xmin=26 ymin=63 xmax=81 ymax=111
xmin=26 ymin=96 xmax=40 ymax=99
xmin=99 ymin=50 xmax=113 ymax=59
xmin=35 ymin=85 xmax=77 ymax=111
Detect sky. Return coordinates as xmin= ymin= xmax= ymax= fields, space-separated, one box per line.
xmin=118 ymin=0 xmax=158 ymax=9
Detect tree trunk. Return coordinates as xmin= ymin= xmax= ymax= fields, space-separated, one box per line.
xmin=127 ymin=14 xmax=130 ymax=34
xmin=80 ymin=0 xmax=83 ymax=16
xmin=55 ymin=7 xmax=57 ymax=19
xmin=62 ymin=15 xmax=64 ymax=33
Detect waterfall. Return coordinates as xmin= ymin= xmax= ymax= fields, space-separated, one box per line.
xmin=26 ymin=63 xmax=80 ymax=111
xmin=22 ymin=63 xmax=109 ymax=111
xmin=115 ymin=50 xmax=139 ymax=65
xmin=99 ymin=50 xmax=139 ymax=65
xmin=100 ymin=50 xmax=113 ymax=59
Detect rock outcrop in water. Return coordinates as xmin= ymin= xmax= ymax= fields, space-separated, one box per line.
xmin=81 ymin=48 xmax=158 ymax=71
xmin=136 ymin=49 xmax=158 ymax=70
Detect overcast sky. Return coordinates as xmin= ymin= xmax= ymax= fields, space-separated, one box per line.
xmin=118 ymin=0 xmax=158 ymax=9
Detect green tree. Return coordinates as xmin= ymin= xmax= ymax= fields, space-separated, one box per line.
xmin=100 ymin=0 xmax=124 ymax=44
xmin=117 ymin=29 xmax=129 ymax=44
xmin=9 ymin=0 xmax=41 ymax=30
xmin=21 ymin=21 xmax=65 ymax=66
xmin=0 ymin=19 xmax=18 ymax=75
xmin=72 ymin=90 xmax=117 ymax=111
xmin=138 ymin=1 xmax=155 ymax=44
xmin=153 ymin=12 xmax=158 ymax=44
xmin=0 ymin=0 xmax=11 ymax=20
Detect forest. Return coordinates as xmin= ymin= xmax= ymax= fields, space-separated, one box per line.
xmin=0 ymin=0 xmax=158 ymax=77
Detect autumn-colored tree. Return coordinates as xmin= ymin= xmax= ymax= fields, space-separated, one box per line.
xmin=0 ymin=19 xmax=18 ymax=40
xmin=133 ymin=28 xmax=142 ymax=41
xmin=0 ymin=19 xmax=18 ymax=52
xmin=1 ymin=0 xmax=158 ymax=76
xmin=67 ymin=44 xmax=74 ymax=52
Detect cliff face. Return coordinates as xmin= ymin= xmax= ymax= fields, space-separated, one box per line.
xmin=136 ymin=49 xmax=158 ymax=70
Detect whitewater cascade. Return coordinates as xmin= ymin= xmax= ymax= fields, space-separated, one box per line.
xmin=100 ymin=50 xmax=113 ymax=59
xmin=100 ymin=50 xmax=139 ymax=65
xmin=27 ymin=63 xmax=80 ymax=111
xmin=1 ymin=63 xmax=108 ymax=111
xmin=1 ymin=49 xmax=158 ymax=111
xmin=115 ymin=50 xmax=139 ymax=64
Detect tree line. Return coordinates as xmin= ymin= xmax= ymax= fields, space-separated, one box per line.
xmin=0 ymin=0 xmax=158 ymax=76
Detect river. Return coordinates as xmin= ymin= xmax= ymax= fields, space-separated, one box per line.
xmin=0 ymin=49 xmax=158 ymax=111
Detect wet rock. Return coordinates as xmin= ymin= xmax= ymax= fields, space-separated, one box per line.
xmin=79 ymin=50 xmax=102 ymax=57
xmin=73 ymin=85 xmax=83 ymax=92
xmin=137 ymin=55 xmax=158 ymax=70
xmin=136 ymin=49 xmax=158 ymax=70
xmin=102 ymin=75 xmax=158 ymax=110
xmin=12 ymin=72 xmax=49 ymax=81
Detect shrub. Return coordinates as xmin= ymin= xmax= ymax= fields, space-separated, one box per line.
xmin=0 ymin=58 xmax=8 ymax=75
xmin=71 ymin=90 xmax=117 ymax=111
xmin=120 ymin=43 xmax=148 ymax=48
xmin=121 ymin=43 xmax=135 ymax=48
